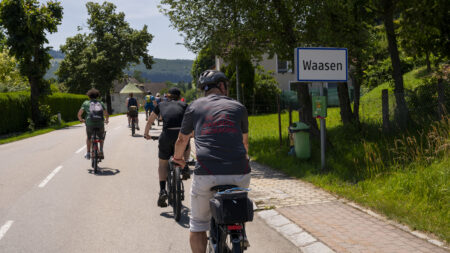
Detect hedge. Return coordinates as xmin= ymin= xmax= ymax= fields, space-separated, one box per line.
xmin=0 ymin=92 xmax=88 ymax=135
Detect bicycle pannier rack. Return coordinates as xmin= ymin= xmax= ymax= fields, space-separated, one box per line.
xmin=209 ymin=190 xmax=254 ymax=224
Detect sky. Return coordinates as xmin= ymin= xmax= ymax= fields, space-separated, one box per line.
xmin=43 ymin=0 xmax=196 ymax=60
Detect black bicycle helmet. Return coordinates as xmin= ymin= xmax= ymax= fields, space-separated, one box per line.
xmin=197 ymin=70 xmax=229 ymax=90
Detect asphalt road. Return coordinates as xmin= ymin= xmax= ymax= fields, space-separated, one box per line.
xmin=0 ymin=114 xmax=298 ymax=253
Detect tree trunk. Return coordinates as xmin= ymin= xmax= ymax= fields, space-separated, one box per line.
xmin=382 ymin=0 xmax=409 ymax=128
xmin=29 ymin=76 xmax=41 ymax=127
xmin=425 ymin=51 xmax=431 ymax=72
xmin=106 ymin=91 xmax=113 ymax=115
xmin=337 ymin=82 xmax=354 ymax=125
xmin=352 ymin=61 xmax=363 ymax=124
xmin=296 ymin=83 xmax=319 ymax=137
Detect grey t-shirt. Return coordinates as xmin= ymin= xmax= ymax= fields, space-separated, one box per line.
xmin=180 ymin=94 xmax=250 ymax=175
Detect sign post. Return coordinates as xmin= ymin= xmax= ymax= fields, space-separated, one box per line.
xmin=296 ymin=47 xmax=348 ymax=171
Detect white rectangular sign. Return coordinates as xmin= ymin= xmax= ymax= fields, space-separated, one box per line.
xmin=296 ymin=48 xmax=348 ymax=82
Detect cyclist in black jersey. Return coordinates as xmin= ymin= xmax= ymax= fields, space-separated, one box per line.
xmin=144 ymin=87 xmax=191 ymax=207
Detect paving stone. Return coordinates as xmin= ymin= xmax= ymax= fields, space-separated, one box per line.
xmin=301 ymin=242 xmax=335 ymax=253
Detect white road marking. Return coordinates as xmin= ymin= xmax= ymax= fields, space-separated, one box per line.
xmin=38 ymin=166 xmax=63 ymax=188
xmin=0 ymin=220 xmax=14 ymax=241
xmin=75 ymin=145 xmax=86 ymax=154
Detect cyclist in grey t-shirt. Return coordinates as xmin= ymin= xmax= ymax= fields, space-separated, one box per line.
xmin=173 ymin=70 xmax=250 ymax=253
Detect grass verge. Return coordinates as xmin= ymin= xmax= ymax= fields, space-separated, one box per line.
xmin=0 ymin=113 xmax=125 ymax=145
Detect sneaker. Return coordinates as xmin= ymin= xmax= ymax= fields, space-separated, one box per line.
xmin=182 ymin=165 xmax=190 ymax=180
xmin=84 ymin=152 xmax=90 ymax=160
xmin=98 ymin=151 xmax=104 ymax=159
xmin=158 ymin=190 xmax=168 ymax=207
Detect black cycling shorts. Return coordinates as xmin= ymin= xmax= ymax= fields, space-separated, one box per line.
xmin=86 ymin=125 xmax=105 ymax=140
xmin=158 ymin=130 xmax=190 ymax=160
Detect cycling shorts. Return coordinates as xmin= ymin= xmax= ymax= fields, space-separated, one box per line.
xmin=158 ymin=130 xmax=189 ymax=160
xmin=189 ymin=173 xmax=251 ymax=232
xmin=86 ymin=125 xmax=105 ymax=140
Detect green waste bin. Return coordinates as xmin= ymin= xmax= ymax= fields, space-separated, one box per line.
xmin=289 ymin=122 xmax=311 ymax=159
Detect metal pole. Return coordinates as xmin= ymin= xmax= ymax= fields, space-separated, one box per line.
xmin=236 ymin=62 xmax=240 ymax=102
xmin=320 ymin=83 xmax=326 ymax=170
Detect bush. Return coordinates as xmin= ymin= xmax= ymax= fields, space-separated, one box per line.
xmin=0 ymin=91 xmax=31 ymax=134
xmin=364 ymin=57 xmax=415 ymax=89
xmin=0 ymin=92 xmax=87 ymax=135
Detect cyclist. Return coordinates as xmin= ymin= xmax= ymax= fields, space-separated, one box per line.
xmin=144 ymin=91 xmax=156 ymax=121
xmin=126 ymin=93 xmax=140 ymax=130
xmin=144 ymin=87 xmax=191 ymax=207
xmin=77 ymin=88 xmax=109 ymax=160
xmin=173 ymin=70 xmax=250 ymax=253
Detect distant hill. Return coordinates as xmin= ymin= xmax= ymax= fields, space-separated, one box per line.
xmin=45 ymin=50 xmax=193 ymax=83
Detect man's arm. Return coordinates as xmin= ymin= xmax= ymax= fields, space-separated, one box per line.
xmin=173 ymin=131 xmax=192 ymax=167
xmin=77 ymin=109 xmax=85 ymax=122
xmin=243 ymin=133 xmax=249 ymax=154
xmin=144 ymin=112 xmax=158 ymax=139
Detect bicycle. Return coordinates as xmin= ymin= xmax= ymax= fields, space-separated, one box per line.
xmin=168 ymin=158 xmax=184 ymax=222
xmin=207 ymin=186 xmax=253 ymax=253
xmin=129 ymin=106 xmax=138 ymax=136
xmin=90 ymin=128 xmax=105 ymax=174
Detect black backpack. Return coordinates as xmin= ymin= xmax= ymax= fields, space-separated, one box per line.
xmin=89 ymin=101 xmax=104 ymax=122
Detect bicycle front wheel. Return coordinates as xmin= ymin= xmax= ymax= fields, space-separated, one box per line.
xmin=173 ymin=166 xmax=182 ymax=221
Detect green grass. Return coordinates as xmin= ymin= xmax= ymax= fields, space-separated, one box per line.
xmin=248 ymin=67 xmax=450 ymax=243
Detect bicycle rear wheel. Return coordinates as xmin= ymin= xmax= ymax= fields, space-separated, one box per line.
xmin=173 ymin=166 xmax=182 ymax=221
xmin=131 ymin=118 xmax=135 ymax=136
xmin=93 ymin=149 xmax=98 ymax=174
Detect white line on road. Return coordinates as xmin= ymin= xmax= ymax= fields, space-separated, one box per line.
xmin=0 ymin=220 xmax=14 ymax=241
xmin=38 ymin=166 xmax=63 ymax=188
xmin=75 ymin=145 xmax=86 ymax=154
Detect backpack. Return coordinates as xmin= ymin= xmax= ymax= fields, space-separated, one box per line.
xmin=89 ymin=101 xmax=104 ymax=122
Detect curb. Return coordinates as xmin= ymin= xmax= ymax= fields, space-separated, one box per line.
xmin=257 ymin=209 xmax=335 ymax=253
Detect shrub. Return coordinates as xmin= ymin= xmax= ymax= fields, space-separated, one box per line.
xmin=0 ymin=92 xmax=87 ymax=135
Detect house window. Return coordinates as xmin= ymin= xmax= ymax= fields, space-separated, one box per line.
xmin=276 ymin=55 xmax=292 ymax=73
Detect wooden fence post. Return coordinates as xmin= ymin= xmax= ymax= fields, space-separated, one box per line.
xmin=437 ymin=78 xmax=446 ymax=119
xmin=277 ymin=94 xmax=282 ymax=147
xmin=382 ymin=89 xmax=390 ymax=132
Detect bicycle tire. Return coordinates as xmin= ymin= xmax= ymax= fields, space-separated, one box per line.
xmin=131 ymin=118 xmax=135 ymax=136
xmin=173 ymin=166 xmax=182 ymax=221
xmin=93 ymin=149 xmax=98 ymax=174
xmin=231 ymin=239 xmax=243 ymax=253
xmin=166 ymin=167 xmax=173 ymax=205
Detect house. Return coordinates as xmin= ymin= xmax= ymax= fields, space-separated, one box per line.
xmin=215 ymin=54 xmax=353 ymax=107
xmin=110 ymin=77 xmax=167 ymax=114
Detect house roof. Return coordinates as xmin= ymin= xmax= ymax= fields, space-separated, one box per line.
xmin=112 ymin=77 xmax=167 ymax=95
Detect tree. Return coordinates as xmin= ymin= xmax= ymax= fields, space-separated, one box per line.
xmin=0 ymin=0 xmax=63 ymax=126
xmin=0 ymin=49 xmax=29 ymax=92
xmin=191 ymin=46 xmax=215 ymax=82
xmin=399 ymin=0 xmax=449 ymax=72
xmin=301 ymin=0 xmax=376 ymax=125
xmin=57 ymin=1 xmax=154 ymax=113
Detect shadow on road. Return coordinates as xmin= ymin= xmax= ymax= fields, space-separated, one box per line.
xmin=88 ymin=167 xmax=120 ymax=176
xmin=160 ymin=205 xmax=190 ymax=228
xmin=132 ymin=134 xmax=143 ymax=137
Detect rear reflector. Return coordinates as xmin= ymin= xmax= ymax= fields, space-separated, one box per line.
xmin=227 ymin=225 xmax=243 ymax=230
